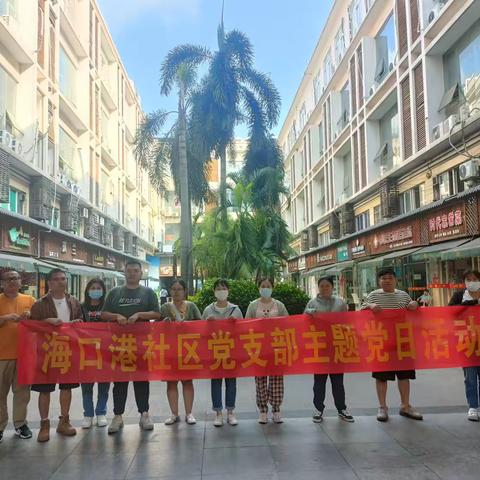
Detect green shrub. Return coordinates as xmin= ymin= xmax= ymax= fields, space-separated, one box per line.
xmin=189 ymin=279 xmax=309 ymax=316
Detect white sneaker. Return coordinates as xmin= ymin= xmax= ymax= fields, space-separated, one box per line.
xmin=108 ymin=415 xmax=124 ymax=434
xmin=213 ymin=412 xmax=223 ymax=427
xmin=377 ymin=406 xmax=389 ymax=422
xmin=139 ymin=412 xmax=154 ymax=430
xmin=272 ymin=412 xmax=283 ymax=424
xmin=186 ymin=414 xmax=197 ymax=425
xmin=227 ymin=411 xmax=238 ymax=426
xmin=164 ymin=414 xmax=180 ymax=425
xmin=258 ymin=412 xmax=268 ymax=424
xmin=96 ymin=415 xmax=108 ymax=428
xmin=467 ymin=408 xmax=479 ymax=422
xmin=82 ymin=416 xmax=93 ymax=429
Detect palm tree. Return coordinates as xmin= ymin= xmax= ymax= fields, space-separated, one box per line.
xmin=160 ymin=5 xmax=281 ymax=222
xmin=135 ymin=61 xmax=208 ymax=292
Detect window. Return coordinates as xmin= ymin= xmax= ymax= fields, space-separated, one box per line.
xmin=47 ymin=207 xmax=59 ymax=228
xmin=318 ymin=122 xmax=324 ymax=155
xmin=323 ymin=51 xmax=334 ymax=88
xmin=348 ymin=0 xmax=366 ymax=39
xmin=399 ymin=184 xmax=425 ymax=214
xmin=335 ymin=20 xmax=346 ymax=65
xmin=377 ymin=104 xmax=400 ymax=172
xmin=59 ymin=127 xmax=75 ymax=179
xmin=433 ymin=167 xmax=465 ymax=201
xmin=59 ymin=47 xmax=77 ymax=106
xmin=339 ymin=82 xmax=350 ymax=131
xmin=374 ymin=15 xmax=397 ymax=84
xmin=342 ymin=152 xmax=352 ymax=198
xmin=313 ymin=71 xmax=322 ymax=104
xmin=299 ymin=103 xmax=307 ymax=132
xmin=355 ymin=211 xmax=370 ymax=231
xmin=0 ymin=66 xmax=16 ymax=132
xmin=318 ymin=231 xmax=330 ymax=247
xmin=0 ymin=188 xmax=26 ymax=215
xmin=373 ymin=205 xmax=381 ymax=224
xmin=444 ymin=23 xmax=480 ymax=113
xmin=0 ymin=0 xmax=18 ymax=20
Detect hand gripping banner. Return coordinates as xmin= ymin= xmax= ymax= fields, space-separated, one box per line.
xmin=17 ymin=306 xmax=480 ymax=384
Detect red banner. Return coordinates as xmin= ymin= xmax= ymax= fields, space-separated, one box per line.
xmin=17 ymin=306 xmax=480 ymax=384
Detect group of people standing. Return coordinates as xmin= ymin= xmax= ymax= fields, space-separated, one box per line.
xmin=1 ymin=262 xmax=480 ymax=445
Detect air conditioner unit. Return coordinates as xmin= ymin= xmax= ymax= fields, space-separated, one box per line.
xmin=459 ymin=104 xmax=470 ymax=122
xmin=444 ymin=114 xmax=458 ymax=133
xmin=432 ymin=122 xmax=444 ymax=140
xmin=369 ymin=84 xmax=377 ymax=97
xmin=0 ymin=130 xmax=13 ymax=149
xmin=389 ymin=62 xmax=394 ymax=72
xmin=459 ymin=159 xmax=480 ymax=182
xmin=428 ymin=0 xmax=447 ymax=25
xmin=10 ymin=138 xmax=22 ymax=155
xmin=99 ymin=216 xmax=105 ymax=226
xmin=80 ymin=207 xmax=89 ymax=218
xmin=380 ymin=165 xmax=388 ymax=177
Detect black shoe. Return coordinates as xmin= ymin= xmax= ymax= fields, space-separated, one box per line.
xmin=338 ymin=410 xmax=355 ymax=423
xmin=0 ymin=430 xmax=3 ymax=442
xmin=15 ymin=424 xmax=32 ymax=439
xmin=312 ymin=411 xmax=323 ymax=423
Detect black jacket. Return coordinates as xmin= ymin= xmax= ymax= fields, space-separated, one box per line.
xmin=448 ymin=290 xmax=480 ymax=306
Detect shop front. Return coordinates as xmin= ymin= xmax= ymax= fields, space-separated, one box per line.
xmin=300 ymin=248 xmax=336 ymax=298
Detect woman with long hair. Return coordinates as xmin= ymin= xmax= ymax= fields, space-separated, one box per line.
xmin=160 ymin=279 xmax=202 ymax=425
xmin=81 ymin=278 xmax=110 ymax=428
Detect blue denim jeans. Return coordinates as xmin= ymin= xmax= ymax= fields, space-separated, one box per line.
xmin=211 ymin=378 xmax=236 ymax=411
xmin=464 ymin=367 xmax=480 ymax=409
xmin=81 ymin=383 xmax=110 ymax=417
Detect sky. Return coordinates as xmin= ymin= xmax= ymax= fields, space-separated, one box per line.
xmin=97 ymin=0 xmax=334 ymax=138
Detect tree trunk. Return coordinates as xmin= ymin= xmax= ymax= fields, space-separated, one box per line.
xmin=178 ymin=81 xmax=193 ymax=293
xmin=219 ymin=144 xmax=227 ymax=225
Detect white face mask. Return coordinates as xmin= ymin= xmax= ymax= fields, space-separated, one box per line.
xmin=214 ymin=290 xmax=229 ymax=302
xmin=466 ymin=281 xmax=480 ymax=292
xmin=260 ymin=287 xmax=273 ymax=299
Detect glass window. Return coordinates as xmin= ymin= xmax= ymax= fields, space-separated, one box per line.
xmin=0 ymin=66 xmax=16 ymax=132
xmin=59 ymin=47 xmax=77 ymax=106
xmin=318 ymin=122 xmax=324 ymax=155
xmin=299 ymin=103 xmax=307 ymax=131
xmin=378 ymin=104 xmax=400 ymax=172
xmin=59 ymin=127 xmax=75 ymax=179
xmin=444 ymin=23 xmax=480 ymax=112
xmin=323 ymin=51 xmax=334 ymax=87
xmin=339 ymin=82 xmax=350 ymax=130
xmin=313 ymin=72 xmax=322 ymax=104
xmin=0 ymin=188 xmax=25 ymax=215
xmin=355 ymin=211 xmax=370 ymax=231
xmin=335 ymin=20 xmax=346 ymax=65
xmin=373 ymin=205 xmax=381 ymax=224
xmin=349 ymin=0 xmax=365 ymax=39
xmin=374 ymin=14 xmax=397 ymax=84
xmin=0 ymin=0 xmax=18 ymax=20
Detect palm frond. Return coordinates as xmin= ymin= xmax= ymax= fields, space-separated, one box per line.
xmin=224 ymin=30 xmax=254 ymax=71
xmin=160 ymin=45 xmax=211 ymax=95
xmin=241 ymin=68 xmax=281 ymax=128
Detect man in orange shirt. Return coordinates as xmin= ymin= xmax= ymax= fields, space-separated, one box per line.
xmin=0 ymin=268 xmax=35 ymax=442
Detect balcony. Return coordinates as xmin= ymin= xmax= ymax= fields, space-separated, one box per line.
xmin=59 ymin=0 xmax=88 ymax=59
xmin=59 ymin=93 xmax=88 ymax=135
xmin=0 ymin=15 xmax=33 ymax=71
xmin=101 ymin=142 xmax=116 ymax=169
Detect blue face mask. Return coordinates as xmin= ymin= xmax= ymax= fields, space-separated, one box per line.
xmin=88 ymin=289 xmax=103 ymax=300
xmin=260 ymin=288 xmax=272 ymax=299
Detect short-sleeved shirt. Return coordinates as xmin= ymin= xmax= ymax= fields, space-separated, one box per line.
xmin=361 ymin=289 xmax=412 ymax=310
xmin=0 ymin=293 xmax=36 ymax=360
xmin=160 ymin=301 xmax=201 ymax=321
xmin=103 ymin=285 xmax=160 ymax=320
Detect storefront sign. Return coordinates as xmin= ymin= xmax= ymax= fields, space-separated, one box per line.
xmin=42 ymin=235 xmax=89 ymax=265
xmin=8 ymin=227 xmax=31 ymax=249
xmin=350 ymin=238 xmax=367 ymax=258
xmin=160 ymin=265 xmax=174 ymax=277
xmin=371 ymin=220 xmax=422 ymax=254
xmin=93 ymin=255 xmax=105 ymax=266
xmin=106 ymin=255 xmax=116 ymax=269
xmin=337 ymin=243 xmax=349 ymax=262
xmin=428 ymin=205 xmax=466 ymax=242
xmin=48 ymin=251 xmax=59 ymax=258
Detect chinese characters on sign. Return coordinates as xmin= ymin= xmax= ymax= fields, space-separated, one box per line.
xmin=17 ymin=307 xmax=480 ymax=384
xmin=428 ymin=206 xmax=465 ymax=242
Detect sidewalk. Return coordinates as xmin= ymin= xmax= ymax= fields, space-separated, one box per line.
xmin=1 ymin=412 xmax=479 ymax=479
xmin=1 ymin=371 xmax=477 ymax=479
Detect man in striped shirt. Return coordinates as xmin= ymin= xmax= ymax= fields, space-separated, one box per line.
xmin=361 ymin=267 xmax=423 ymax=422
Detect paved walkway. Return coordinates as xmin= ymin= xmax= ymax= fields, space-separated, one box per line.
xmin=1 ymin=371 xmax=478 ymax=479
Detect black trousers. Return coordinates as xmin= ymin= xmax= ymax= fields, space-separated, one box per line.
xmin=313 ymin=374 xmax=346 ymax=412
xmin=112 ymin=381 xmax=149 ymax=415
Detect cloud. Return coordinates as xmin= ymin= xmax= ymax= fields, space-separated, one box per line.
xmin=97 ymin=0 xmax=202 ymax=31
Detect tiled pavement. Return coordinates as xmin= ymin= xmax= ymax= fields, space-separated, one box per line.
xmin=1 ymin=371 xmax=478 ymax=479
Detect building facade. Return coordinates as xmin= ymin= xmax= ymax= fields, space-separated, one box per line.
xmin=279 ymin=0 xmax=480 ymax=306
xmin=0 ymin=0 xmax=163 ymax=299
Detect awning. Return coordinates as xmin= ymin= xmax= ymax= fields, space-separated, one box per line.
xmin=441 ymin=237 xmax=480 ymax=260
xmin=324 ymin=261 xmax=354 ymax=274
xmin=45 ymin=260 xmax=124 ymax=279
xmin=0 ymin=252 xmax=54 ymax=272
xmin=438 ymin=83 xmax=460 ymax=111
xmin=357 ymin=247 xmax=422 ymax=268
xmin=411 ymin=239 xmax=471 ymax=261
